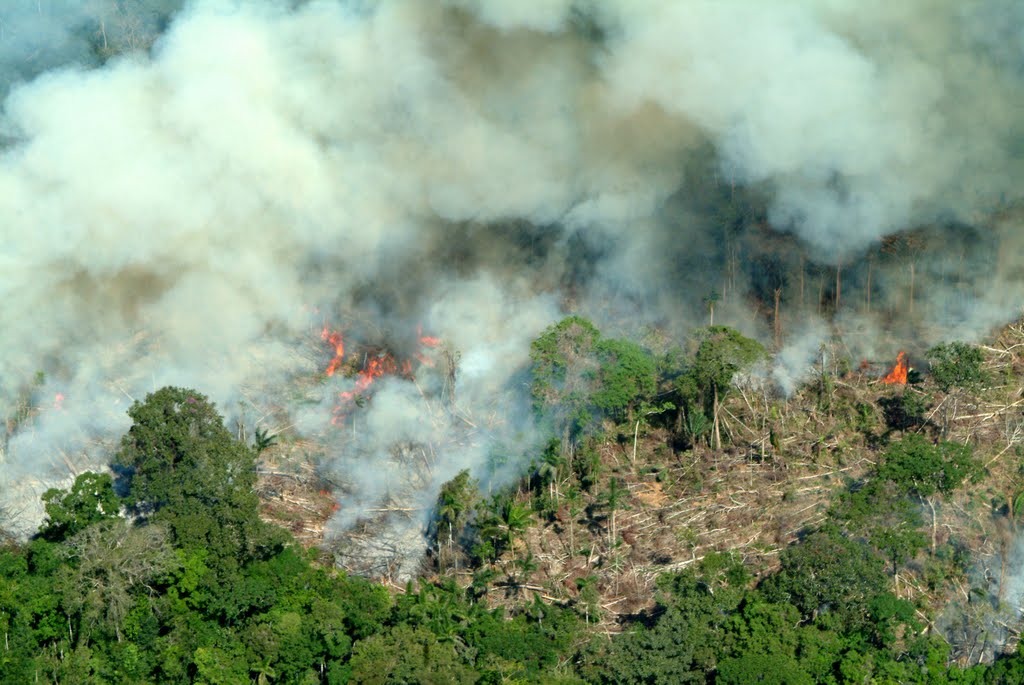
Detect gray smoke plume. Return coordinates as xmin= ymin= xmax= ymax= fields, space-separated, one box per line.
xmin=1 ymin=1 xmax=1023 ymax=559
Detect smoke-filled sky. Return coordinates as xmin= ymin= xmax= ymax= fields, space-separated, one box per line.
xmin=1 ymin=0 xmax=1023 ymax=551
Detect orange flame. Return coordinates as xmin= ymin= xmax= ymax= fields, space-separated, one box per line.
xmin=319 ymin=489 xmax=341 ymax=513
xmin=339 ymin=354 xmax=398 ymax=402
xmin=321 ymin=326 xmax=345 ymax=377
xmin=320 ymin=325 xmax=441 ymax=425
xmin=881 ymin=351 xmax=908 ymax=385
xmin=417 ymin=325 xmax=441 ymax=348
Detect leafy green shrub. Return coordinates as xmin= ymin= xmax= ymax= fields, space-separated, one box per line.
xmin=925 ymin=342 xmax=986 ymax=392
xmin=530 ymin=317 xmax=657 ymax=454
xmin=877 ymin=433 xmax=981 ymax=498
xmin=759 ymin=527 xmax=889 ymax=631
xmin=716 ymin=653 xmax=813 ymax=685
xmin=112 ymin=387 xmax=279 ymax=566
xmin=40 ymin=472 xmax=121 ymax=542
xmin=573 ymin=441 xmax=603 ymax=491
xmin=592 ymin=338 xmax=657 ymax=420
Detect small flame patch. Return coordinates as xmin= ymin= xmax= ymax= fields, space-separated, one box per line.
xmin=881 ymin=351 xmax=908 ymax=385
xmin=320 ymin=327 xmax=345 ymax=377
xmin=320 ymin=324 xmax=440 ymax=425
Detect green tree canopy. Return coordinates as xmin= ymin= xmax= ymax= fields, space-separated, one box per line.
xmin=529 ymin=316 xmax=601 ymax=412
xmin=759 ymin=527 xmax=889 ymax=632
xmin=925 ymin=341 xmax=986 ymax=392
xmin=716 ymin=652 xmax=813 ymax=685
xmin=435 ymin=470 xmax=477 ymax=544
xmin=592 ymin=338 xmax=657 ymax=421
xmin=432 ymin=469 xmax=479 ymax=569
xmin=689 ymin=326 xmax=766 ymax=403
xmin=877 ymin=433 xmax=981 ymax=498
xmin=112 ymin=387 xmax=277 ymax=566
xmin=40 ymin=471 xmax=120 ymax=542
xmin=686 ymin=326 xmax=766 ymax=448
xmin=530 ymin=316 xmax=602 ymax=450
xmin=347 ymin=624 xmax=477 ymax=685
xmin=530 ymin=317 xmax=657 ymax=451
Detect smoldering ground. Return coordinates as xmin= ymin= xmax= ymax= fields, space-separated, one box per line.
xmin=1 ymin=1 xmax=1023 ymax=565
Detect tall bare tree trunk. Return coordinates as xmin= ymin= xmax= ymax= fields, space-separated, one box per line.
xmin=817 ymin=275 xmax=824 ymax=317
xmin=926 ymin=495 xmax=937 ymax=554
xmin=730 ymin=244 xmax=738 ymax=299
xmin=712 ymin=385 xmax=722 ymax=451
xmin=835 ymin=263 xmax=841 ymax=311
xmin=632 ymin=420 xmax=640 ymax=466
xmin=999 ymin=533 xmax=1009 ymax=604
xmin=799 ymin=255 xmax=805 ymax=309
xmin=865 ymin=256 xmax=873 ymax=314
xmin=773 ymin=288 xmax=782 ymax=349
xmin=909 ymin=262 xmax=916 ymax=316
xmin=443 ymin=348 xmax=458 ymax=410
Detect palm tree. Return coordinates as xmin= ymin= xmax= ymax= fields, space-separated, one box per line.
xmin=506 ymin=552 xmax=539 ymax=598
xmin=253 ymin=426 xmax=278 ymax=455
xmin=603 ymin=478 xmax=627 ymax=547
xmin=498 ymin=499 xmax=531 ymax=560
xmin=435 ymin=470 xmax=476 ymax=571
xmin=562 ymin=486 xmax=583 ymax=555
xmin=469 ymin=567 xmax=497 ymax=602
xmin=253 ymin=661 xmax=277 ymax=685
xmin=535 ymin=447 xmax=565 ymax=499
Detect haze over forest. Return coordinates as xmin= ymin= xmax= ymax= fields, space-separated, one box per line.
xmin=1 ymin=0 xmax=1023 ymax=552
xmin=7 ymin=2 xmax=1024 ymax=683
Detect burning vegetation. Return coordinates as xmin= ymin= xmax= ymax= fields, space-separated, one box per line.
xmin=881 ymin=351 xmax=910 ymax=385
xmin=4 ymin=0 xmax=1024 ymax=681
xmin=319 ymin=323 xmax=441 ymax=425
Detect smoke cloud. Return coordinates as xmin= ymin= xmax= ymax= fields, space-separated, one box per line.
xmin=1 ymin=1 xmax=1023 ymax=561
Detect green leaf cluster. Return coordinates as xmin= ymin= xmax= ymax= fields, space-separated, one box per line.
xmin=689 ymin=326 xmax=767 ymax=400
xmin=112 ymin=387 xmax=281 ymax=568
xmin=926 ymin=342 xmax=986 ymax=392
xmin=530 ymin=317 xmax=657 ymax=449
xmin=877 ymin=434 xmax=981 ymax=498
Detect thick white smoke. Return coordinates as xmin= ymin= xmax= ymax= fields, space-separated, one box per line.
xmin=0 ymin=1 xmax=1022 ymax=558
